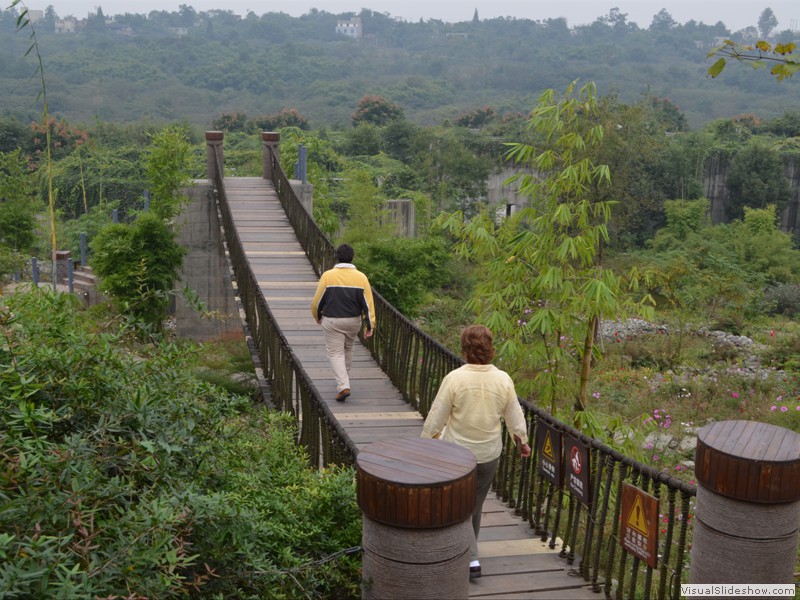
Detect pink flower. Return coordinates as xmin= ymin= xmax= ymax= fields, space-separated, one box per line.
xmin=771 ymin=405 xmax=778 ymax=411
xmin=731 ymin=392 xmax=739 ymax=399
xmin=781 ymin=406 xmax=788 ymax=412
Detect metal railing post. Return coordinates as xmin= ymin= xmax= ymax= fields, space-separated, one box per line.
xmin=80 ymin=232 xmax=87 ymax=267
xmin=67 ymin=259 xmax=74 ymax=293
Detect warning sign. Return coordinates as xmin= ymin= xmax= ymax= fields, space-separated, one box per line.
xmin=536 ymin=421 xmax=562 ymax=488
xmin=565 ymin=434 xmax=590 ymax=505
xmin=620 ymin=482 xmax=659 ymax=569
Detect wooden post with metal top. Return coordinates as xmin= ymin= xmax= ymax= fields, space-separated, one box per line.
xmin=205 ymin=131 xmax=223 ymax=180
xmin=261 ymin=131 xmax=280 ymax=180
xmin=690 ymin=420 xmax=800 ymax=595
xmin=356 ymin=437 xmax=477 ymax=599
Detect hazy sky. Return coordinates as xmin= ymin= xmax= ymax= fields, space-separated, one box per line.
xmin=40 ymin=0 xmax=800 ymax=33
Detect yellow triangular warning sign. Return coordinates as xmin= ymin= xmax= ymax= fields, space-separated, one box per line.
xmin=543 ymin=431 xmax=555 ymax=461
xmin=627 ymin=495 xmax=649 ymax=536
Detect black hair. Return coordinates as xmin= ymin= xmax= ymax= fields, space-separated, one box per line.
xmin=335 ymin=244 xmax=355 ymax=263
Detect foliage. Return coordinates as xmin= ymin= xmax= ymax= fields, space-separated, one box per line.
xmin=454 ymin=106 xmax=496 ymax=128
xmin=28 ymin=117 xmax=88 ymax=162
xmin=143 ymin=125 xmax=193 ymax=220
xmin=352 ymin=95 xmax=404 ymax=127
xmin=724 ymin=138 xmax=791 ymax=221
xmin=47 ymin=143 xmax=146 ymax=219
xmin=56 ymin=201 xmax=117 ymax=261
xmin=354 ymin=235 xmax=453 ymax=316
xmin=708 ymin=39 xmax=800 ymax=80
xmin=90 ymin=212 xmax=186 ymax=333
xmin=3 ymin=9 xmax=800 ymax=131
xmin=412 ymin=127 xmax=490 ymax=215
xmin=0 ymin=149 xmax=39 ymax=254
xmin=636 ymin=203 xmax=800 ymax=336
xmin=252 ymin=108 xmax=310 ymax=131
xmin=0 ymin=290 xmax=361 ymax=598
xmin=763 ymin=283 xmax=800 ymax=318
xmin=278 ymin=127 xmax=341 ymax=237
xmin=336 ymin=168 xmax=391 ymax=242
xmin=436 ymin=81 xmax=654 ymax=413
xmin=212 ymin=111 xmax=249 ymax=132
xmin=661 ymin=198 xmax=709 ymax=240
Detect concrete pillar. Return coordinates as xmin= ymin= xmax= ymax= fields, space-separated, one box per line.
xmin=690 ymin=420 xmax=800 ymax=597
xmin=52 ymin=250 xmax=71 ymax=284
xmin=261 ymin=131 xmax=280 ymax=180
xmin=356 ymin=437 xmax=476 ymax=599
xmin=386 ymin=199 xmax=416 ymax=237
xmin=290 ymin=180 xmax=314 ymax=215
xmin=205 ymin=131 xmax=224 ymax=180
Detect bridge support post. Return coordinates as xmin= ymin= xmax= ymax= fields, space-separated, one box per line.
xmin=205 ymin=131 xmax=224 ymax=179
xmin=356 ymin=437 xmax=476 ymax=599
xmin=262 ymin=131 xmax=280 ymax=180
xmin=690 ymin=420 xmax=800 ymax=596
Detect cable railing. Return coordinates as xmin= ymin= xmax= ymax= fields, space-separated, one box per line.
xmin=215 ymin=137 xmax=698 ymax=599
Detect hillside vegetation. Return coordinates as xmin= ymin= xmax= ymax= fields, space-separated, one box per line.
xmin=1 ymin=6 xmax=799 ymax=128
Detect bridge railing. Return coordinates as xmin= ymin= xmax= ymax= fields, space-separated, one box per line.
xmin=263 ymin=139 xmax=698 ymax=598
xmin=212 ymin=133 xmax=699 ymax=599
xmin=209 ymin=136 xmax=359 ymax=467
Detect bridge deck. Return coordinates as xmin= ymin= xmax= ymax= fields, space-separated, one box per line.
xmin=225 ymin=177 xmax=596 ymax=598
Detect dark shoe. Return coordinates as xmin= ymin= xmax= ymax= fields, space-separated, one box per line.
xmin=335 ymin=388 xmax=350 ymax=402
xmin=469 ymin=565 xmax=481 ymax=580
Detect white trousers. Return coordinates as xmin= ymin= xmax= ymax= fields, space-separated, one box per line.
xmin=321 ymin=316 xmax=362 ymax=393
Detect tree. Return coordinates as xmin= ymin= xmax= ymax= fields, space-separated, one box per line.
xmin=0 ymin=149 xmax=39 ymax=254
xmin=143 ymin=125 xmax=192 ymax=220
xmin=436 ymin=82 xmax=653 ymax=414
xmin=251 ymin=108 xmax=309 ymax=131
xmin=91 ymin=212 xmax=186 ymax=332
xmin=758 ymin=8 xmax=778 ymax=38
xmin=212 ymin=112 xmax=249 ymax=132
xmin=650 ymin=9 xmax=676 ymax=32
xmin=352 ymin=95 xmax=404 ymax=127
xmin=725 ymin=139 xmax=791 ymax=221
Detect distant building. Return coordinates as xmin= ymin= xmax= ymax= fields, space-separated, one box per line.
xmin=27 ymin=9 xmax=43 ymax=23
xmin=168 ymin=27 xmax=189 ymax=37
xmin=336 ymin=17 xmax=362 ymax=39
xmin=55 ymin=17 xmax=78 ymax=33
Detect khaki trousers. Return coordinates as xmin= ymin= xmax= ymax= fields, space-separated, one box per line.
xmin=321 ymin=316 xmax=362 ymax=393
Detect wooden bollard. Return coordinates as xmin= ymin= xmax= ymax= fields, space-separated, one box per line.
xmin=690 ymin=420 xmax=800 ymax=594
xmin=356 ymin=437 xmax=477 ymax=599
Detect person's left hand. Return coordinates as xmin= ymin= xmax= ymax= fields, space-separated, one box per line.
xmin=364 ymin=328 xmax=374 ymax=338
xmin=519 ymin=443 xmax=531 ymax=458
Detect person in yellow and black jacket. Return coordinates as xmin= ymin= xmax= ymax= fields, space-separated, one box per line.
xmin=310 ymin=244 xmax=376 ymax=401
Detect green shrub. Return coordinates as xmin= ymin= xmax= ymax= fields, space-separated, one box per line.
xmin=354 ymin=235 xmax=454 ymax=317
xmin=0 ymin=290 xmax=361 ymax=598
xmin=91 ymin=212 xmax=187 ymax=332
xmin=764 ymin=283 xmax=800 ymax=317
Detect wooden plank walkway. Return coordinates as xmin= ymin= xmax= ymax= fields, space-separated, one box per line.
xmin=224 ymin=177 xmax=596 ymax=599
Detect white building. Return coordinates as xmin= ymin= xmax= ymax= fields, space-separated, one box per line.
xmin=335 ymin=17 xmax=362 ymax=39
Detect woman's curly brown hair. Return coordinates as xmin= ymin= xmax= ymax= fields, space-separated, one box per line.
xmin=460 ymin=324 xmax=495 ymax=365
